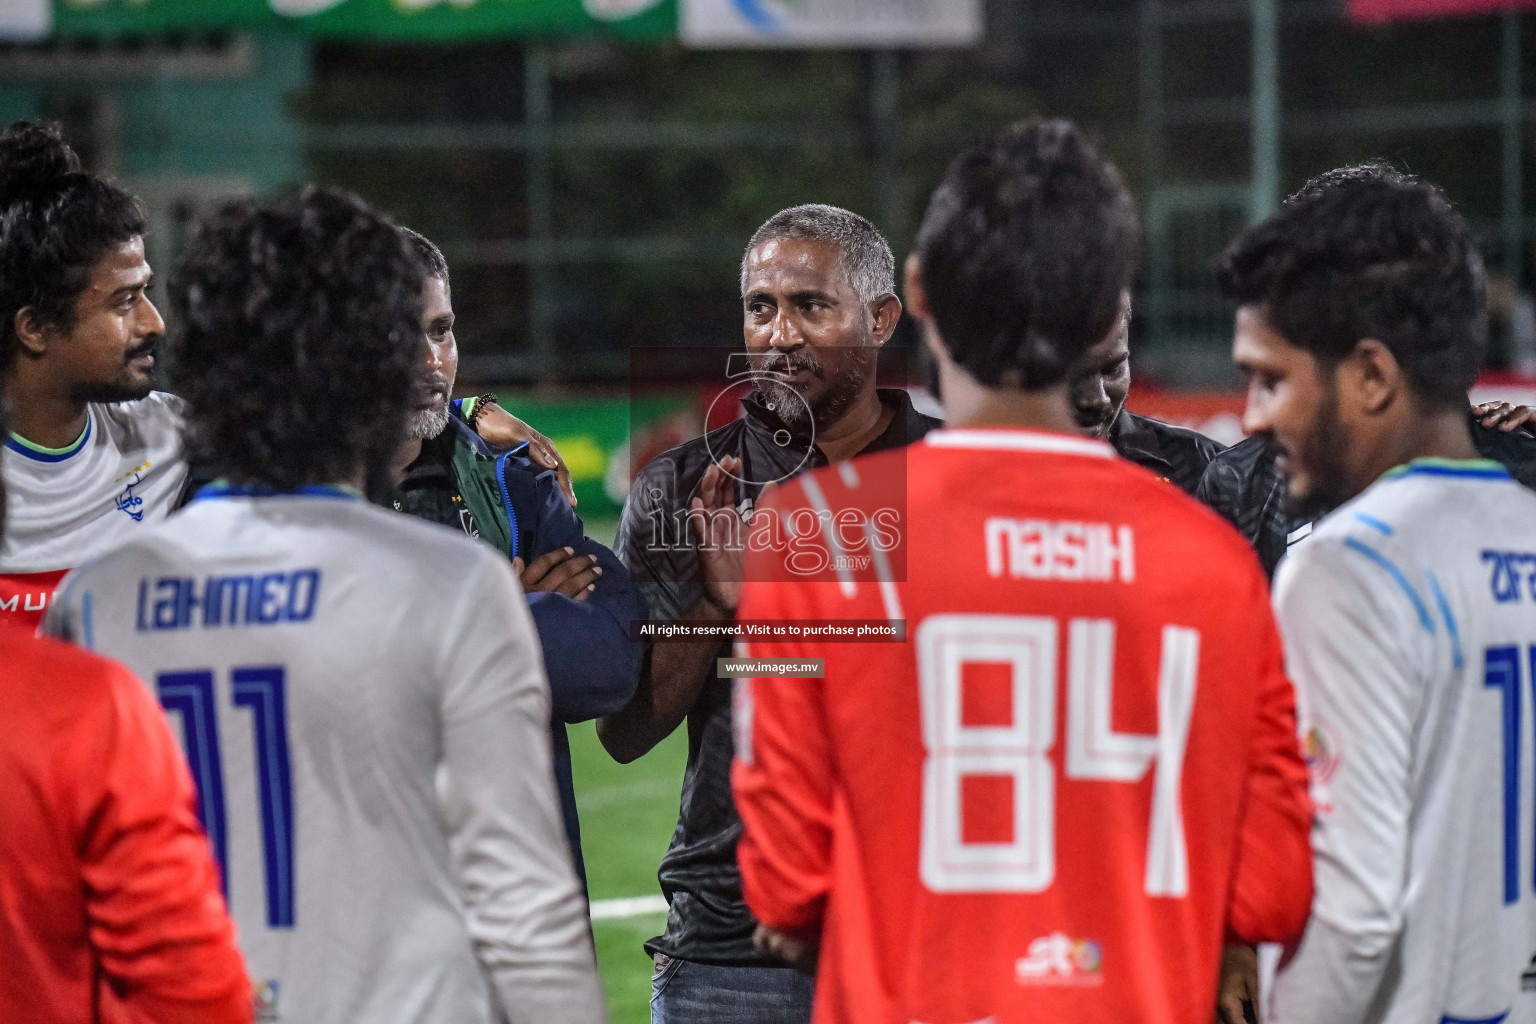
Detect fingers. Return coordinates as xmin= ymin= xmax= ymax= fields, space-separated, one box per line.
xmin=1476 ymin=401 xmax=1536 ymax=431
xmin=530 ymin=438 xmax=558 ymax=470
xmin=690 ymin=458 xmax=745 ymax=548
xmin=1216 ymin=943 xmax=1259 ymax=1024
xmin=524 ymin=434 xmax=577 ymax=508
xmin=545 ymin=556 xmax=601 ymax=599
xmin=1481 ymin=401 xmax=1514 ymax=427
xmin=701 ymin=457 xmax=741 ymax=510
xmin=521 ymin=546 xmax=601 ymax=597
xmin=1215 ymin=992 xmax=1248 ymax=1024
xmin=1503 ymin=405 xmax=1536 ymax=432
xmin=556 ymin=463 xmax=577 ymax=508
xmin=520 ymin=547 xmax=573 ymax=587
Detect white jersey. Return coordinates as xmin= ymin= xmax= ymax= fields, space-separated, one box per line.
xmin=0 ymin=392 xmax=187 ymax=628
xmin=1270 ymin=458 xmax=1536 ymax=1024
xmin=45 ymin=487 xmax=605 ymax=1024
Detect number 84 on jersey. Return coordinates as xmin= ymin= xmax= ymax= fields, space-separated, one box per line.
xmin=917 ymin=614 xmax=1199 ymax=898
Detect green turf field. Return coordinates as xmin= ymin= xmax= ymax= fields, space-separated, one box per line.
xmin=570 ymin=716 xmax=687 ymax=1024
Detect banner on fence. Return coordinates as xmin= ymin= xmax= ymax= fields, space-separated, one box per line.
xmin=41 ymin=0 xmax=673 ymax=40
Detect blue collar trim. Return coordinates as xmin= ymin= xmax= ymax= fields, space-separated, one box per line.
xmin=194 ymin=482 xmax=363 ymax=502
xmin=1385 ymin=458 xmax=1511 ymax=482
xmin=5 ymin=415 xmax=92 ymax=463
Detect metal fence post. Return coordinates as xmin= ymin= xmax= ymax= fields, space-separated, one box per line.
xmin=1250 ymin=0 xmax=1280 ymax=223
xmin=1503 ymin=11 xmax=1523 ymax=285
xmin=870 ymin=49 xmax=904 ymax=248
xmin=525 ymin=44 xmax=556 ymax=379
xmin=1139 ymin=0 xmax=1167 ymax=347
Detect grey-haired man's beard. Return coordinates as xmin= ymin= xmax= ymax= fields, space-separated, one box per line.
xmin=751 ymin=349 xmax=824 ymax=428
xmin=752 ymin=345 xmax=874 ymax=431
xmin=408 ymin=403 xmax=450 ymax=440
xmin=754 ymin=379 xmax=811 ymax=426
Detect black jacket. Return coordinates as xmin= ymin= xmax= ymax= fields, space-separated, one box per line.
xmin=616 ymin=388 xmax=939 ymax=965
xmin=1110 ymin=409 xmax=1226 ymax=495
xmin=1196 ymin=411 xmax=1536 ymax=578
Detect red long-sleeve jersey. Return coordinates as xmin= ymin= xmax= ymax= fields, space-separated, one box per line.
xmin=0 ymin=624 xmax=252 ymax=1024
xmin=732 ymin=427 xmax=1312 ymax=1024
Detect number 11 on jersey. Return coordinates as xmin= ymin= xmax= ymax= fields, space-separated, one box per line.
xmin=917 ymin=614 xmax=1199 ymax=897
xmin=156 ymin=666 xmax=296 ymax=928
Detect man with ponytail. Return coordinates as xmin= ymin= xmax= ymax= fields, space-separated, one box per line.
xmin=0 ymin=120 xmax=566 ymax=630
xmin=0 ymin=120 xmax=184 ymax=629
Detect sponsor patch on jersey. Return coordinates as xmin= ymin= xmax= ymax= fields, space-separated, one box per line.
xmin=254 ymin=979 xmax=280 ymax=1021
xmin=1302 ymin=721 xmax=1341 ymax=785
xmin=113 ymin=460 xmax=152 ymax=522
xmin=1015 ymin=932 xmax=1104 ymax=987
xmin=0 ymin=569 xmax=68 ymax=629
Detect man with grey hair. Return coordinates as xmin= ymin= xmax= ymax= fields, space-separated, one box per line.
xmin=600 ymin=204 xmax=938 ymax=1023
xmin=737 ymin=204 xmax=897 ymax=434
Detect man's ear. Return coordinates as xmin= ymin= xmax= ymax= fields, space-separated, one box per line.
xmin=13 ymin=307 xmax=49 ymax=358
xmin=1344 ymin=338 xmax=1402 ymax=416
xmin=869 ymin=293 xmax=902 ymax=347
xmin=904 ymin=254 xmax=950 ymax=369
xmin=903 ymin=253 xmax=930 ymax=322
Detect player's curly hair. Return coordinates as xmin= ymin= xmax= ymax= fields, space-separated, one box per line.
xmin=1216 ymin=162 xmax=1486 ymax=409
xmin=0 ymin=120 xmax=145 ymax=369
xmin=915 ymin=118 xmax=1140 ymax=391
xmin=169 ymin=185 xmax=424 ymax=492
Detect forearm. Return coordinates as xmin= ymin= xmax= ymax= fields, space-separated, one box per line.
xmin=596 ymin=597 xmax=729 ymax=763
xmin=529 ymin=592 xmax=645 ymax=723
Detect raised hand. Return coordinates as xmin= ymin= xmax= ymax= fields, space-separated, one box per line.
xmin=691 ymin=456 xmax=744 ymax=616
xmin=1476 ymin=399 xmax=1536 ymax=434
xmin=474 ymin=403 xmax=577 ymax=507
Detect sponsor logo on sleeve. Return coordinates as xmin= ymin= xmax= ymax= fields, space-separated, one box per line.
xmin=1302 ymin=722 xmax=1340 ymax=783
xmin=1302 ymin=720 xmax=1341 ymax=817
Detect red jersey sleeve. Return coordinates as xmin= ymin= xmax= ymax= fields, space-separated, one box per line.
xmin=732 ymin=489 xmax=839 ymax=942
xmin=1226 ymin=587 xmax=1314 ymax=946
xmin=73 ymin=662 xmax=252 ymax=1024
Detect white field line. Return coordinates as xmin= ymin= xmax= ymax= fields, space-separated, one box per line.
xmin=575 ymin=776 xmax=677 ymax=810
xmin=589 ymin=895 xmax=669 ymax=921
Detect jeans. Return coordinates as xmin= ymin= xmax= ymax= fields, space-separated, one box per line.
xmin=650 ymin=954 xmax=814 ymax=1024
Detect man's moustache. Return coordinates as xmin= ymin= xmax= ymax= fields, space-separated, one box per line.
xmin=756 ymin=353 xmax=821 ymax=377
